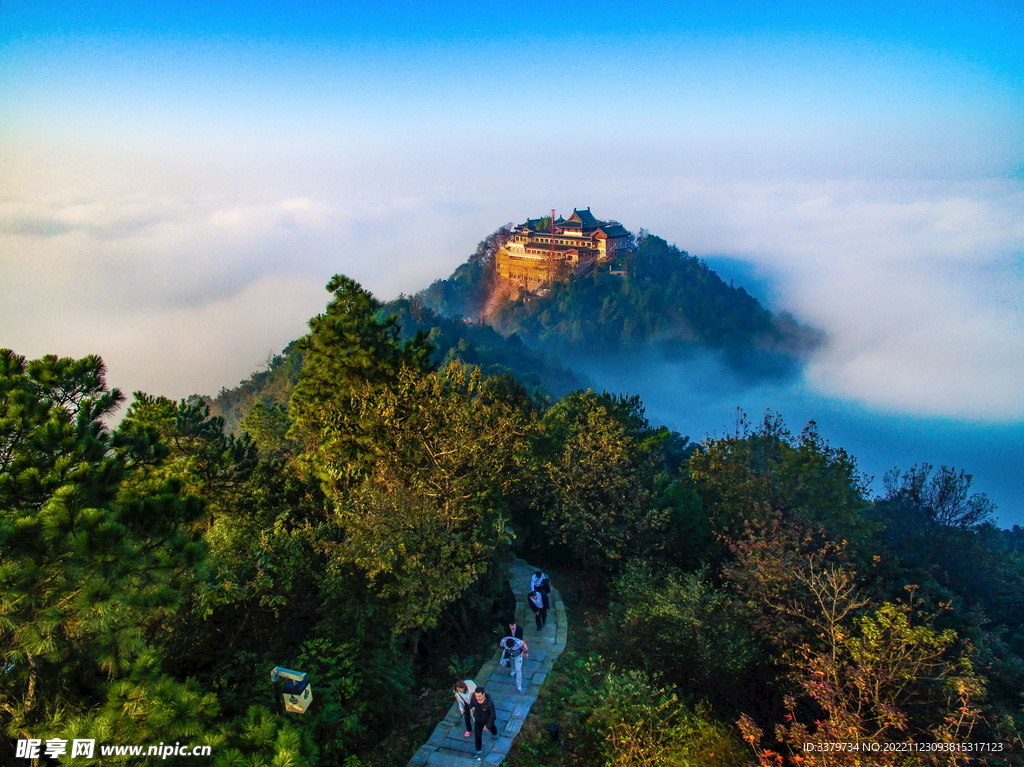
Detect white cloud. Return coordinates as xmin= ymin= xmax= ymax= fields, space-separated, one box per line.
xmin=16 ymin=273 xmax=327 ymax=402
xmin=1 ymin=142 xmax=1021 ymax=421
xmin=0 ymin=146 xmax=497 ymax=397
xmin=603 ymin=177 xmax=1024 ymax=421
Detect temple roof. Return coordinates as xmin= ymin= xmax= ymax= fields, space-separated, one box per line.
xmin=518 ymin=209 xmax=629 ymax=239
xmin=597 ymin=223 xmax=629 ymax=238
xmin=566 ymin=208 xmax=601 ymax=228
xmin=522 ymin=217 xmax=551 ymax=231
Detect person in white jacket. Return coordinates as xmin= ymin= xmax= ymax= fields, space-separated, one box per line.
xmin=453 ymin=678 xmax=478 ymax=737
xmin=530 ymin=570 xmax=550 ymax=594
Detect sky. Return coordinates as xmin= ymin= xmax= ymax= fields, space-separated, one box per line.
xmin=2 ymin=2 xmax=1022 ymax=519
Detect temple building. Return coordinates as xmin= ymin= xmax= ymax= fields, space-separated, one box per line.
xmin=495 ymin=208 xmax=631 ymax=292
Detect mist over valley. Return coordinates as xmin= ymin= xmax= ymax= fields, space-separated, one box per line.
xmin=567 ymin=347 xmax=1024 ymax=529
xmin=208 ymin=222 xmax=1023 ymax=527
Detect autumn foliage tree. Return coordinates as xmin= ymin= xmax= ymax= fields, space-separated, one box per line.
xmin=728 ymin=514 xmax=983 ymax=766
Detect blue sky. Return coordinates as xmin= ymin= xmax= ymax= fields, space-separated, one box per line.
xmin=4 ymin=1 xmax=1022 ymax=156
xmin=2 ymin=2 xmax=1023 ymax=517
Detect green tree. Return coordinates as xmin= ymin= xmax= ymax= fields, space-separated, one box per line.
xmin=569 ymin=666 xmax=749 ymax=767
xmin=607 ymin=564 xmax=759 ymax=705
xmin=538 ymin=390 xmax=670 ymax=574
xmin=336 ymin=364 xmax=529 ymax=631
xmin=881 ymin=464 xmax=994 ymax=532
xmin=241 ymin=402 xmax=296 ymax=460
xmin=202 ymin=705 xmax=313 ymax=767
xmin=2 ymin=350 xmax=317 ymax=761
xmin=687 ymin=411 xmax=871 ymax=554
xmin=288 ymin=275 xmax=432 ymax=492
xmin=168 ymin=456 xmax=413 ymax=765
xmin=117 ymin=392 xmax=257 ymax=520
xmin=873 ymin=464 xmax=996 ymax=579
xmin=288 ymin=277 xmax=532 ymax=633
xmin=0 ymin=350 xmax=213 ymax=745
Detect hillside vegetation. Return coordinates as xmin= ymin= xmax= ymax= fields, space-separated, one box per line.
xmin=5 ymin=243 xmax=1023 ymax=765
xmin=212 ymin=224 xmax=820 ymax=431
xmin=210 ymin=299 xmax=582 ymax=435
xmin=420 ymin=228 xmax=823 ymax=378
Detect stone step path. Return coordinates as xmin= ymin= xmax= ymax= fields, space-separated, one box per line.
xmin=406 ymin=559 xmax=567 ymax=766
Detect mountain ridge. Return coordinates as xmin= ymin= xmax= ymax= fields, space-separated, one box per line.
xmin=210 ymin=222 xmax=823 ymax=431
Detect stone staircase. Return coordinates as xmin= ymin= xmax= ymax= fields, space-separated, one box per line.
xmin=405 ymin=559 xmax=567 ymax=766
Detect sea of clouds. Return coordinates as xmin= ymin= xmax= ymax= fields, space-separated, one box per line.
xmin=2 ymin=137 xmax=1022 ymax=520
xmin=4 ymin=140 xmax=1020 ymax=417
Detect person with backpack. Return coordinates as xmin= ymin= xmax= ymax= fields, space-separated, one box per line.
xmin=469 ymin=687 xmax=499 ymax=758
xmin=499 ymin=620 xmax=524 ymax=668
xmin=500 ymin=635 xmax=529 ymax=693
xmin=452 ymin=678 xmax=477 ymax=738
xmin=530 ymin=570 xmax=550 ymax=594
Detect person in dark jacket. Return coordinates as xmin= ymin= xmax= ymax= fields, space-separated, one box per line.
xmin=528 ymin=589 xmax=547 ymax=630
xmin=499 ymin=580 xmax=517 ymax=625
xmin=507 ymin=620 xmax=524 ymax=640
xmin=469 ymin=687 xmax=498 ymax=757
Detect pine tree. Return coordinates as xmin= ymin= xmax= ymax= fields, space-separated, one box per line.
xmin=0 ymin=350 xmax=213 ymax=746
xmin=288 ymin=275 xmax=432 ymax=491
xmin=117 ymin=392 xmax=257 ymax=520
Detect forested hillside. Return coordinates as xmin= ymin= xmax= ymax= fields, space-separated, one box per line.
xmin=212 ymin=223 xmax=819 ymax=431
xmin=5 ymin=273 xmax=1023 ymax=766
xmin=210 ymin=298 xmax=583 ymax=434
xmin=420 ymin=228 xmax=823 ymax=377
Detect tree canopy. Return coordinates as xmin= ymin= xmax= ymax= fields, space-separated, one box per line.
xmin=6 ymin=259 xmax=1022 ymax=766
